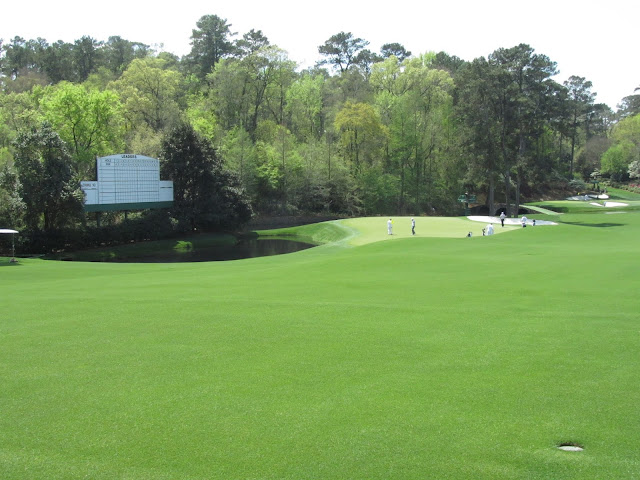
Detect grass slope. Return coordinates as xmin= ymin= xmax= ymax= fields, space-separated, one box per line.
xmin=2 ymin=203 xmax=640 ymax=479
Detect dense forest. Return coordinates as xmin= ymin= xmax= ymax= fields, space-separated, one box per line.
xmin=1 ymin=14 xmax=639 ymax=251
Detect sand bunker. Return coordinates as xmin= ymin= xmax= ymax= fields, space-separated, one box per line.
xmin=589 ymin=202 xmax=628 ymax=207
xmin=467 ymin=216 xmax=557 ymax=226
xmin=567 ymin=194 xmax=609 ymax=200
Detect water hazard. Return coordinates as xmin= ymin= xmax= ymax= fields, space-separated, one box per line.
xmin=108 ymin=238 xmax=315 ymax=263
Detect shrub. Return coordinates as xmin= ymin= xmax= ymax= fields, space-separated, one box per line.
xmin=568 ymin=178 xmax=587 ymax=192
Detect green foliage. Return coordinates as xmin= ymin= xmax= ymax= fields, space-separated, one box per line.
xmin=72 ymin=36 xmax=103 ymax=82
xmin=575 ymin=136 xmax=611 ymax=179
xmin=335 ymin=101 xmax=387 ymax=172
xmin=380 ymin=43 xmax=412 ymax=61
xmin=0 ymin=28 xmax=631 ymax=227
xmin=255 ymin=142 xmax=283 ymax=190
xmin=185 ymin=91 xmax=218 ymax=141
xmin=161 ymin=123 xmax=252 ymax=232
xmin=207 ymin=58 xmax=247 ymax=131
xmin=102 ymin=36 xmax=151 ymax=74
xmin=220 ymin=126 xmax=254 ymax=172
xmin=372 ymin=55 xmax=455 ymax=212
xmin=601 ymin=141 xmax=636 ymax=181
xmin=611 ymin=112 xmax=640 ymax=145
xmin=173 ymin=240 xmax=194 ymax=251
xmin=567 ymin=178 xmax=587 ymax=191
xmin=112 ymin=57 xmax=183 ymax=135
xmin=563 ymin=76 xmax=596 ymax=175
xmin=0 ymin=163 xmax=25 ymax=228
xmin=456 ymin=44 xmax=566 ymax=215
xmin=40 ymin=82 xmax=124 ymax=170
xmin=285 ymin=74 xmax=324 ymax=141
xmin=357 ymin=167 xmax=400 ymax=214
xmin=600 ymin=114 xmax=640 ymax=181
xmin=12 ymin=122 xmax=83 ymax=232
xmin=186 ymin=14 xmax=237 ymax=79
xmin=0 ymin=89 xmax=44 ymax=135
xmin=317 ymin=32 xmax=370 ymax=73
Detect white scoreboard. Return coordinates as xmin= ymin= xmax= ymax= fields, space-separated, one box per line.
xmin=81 ymin=154 xmax=173 ymax=212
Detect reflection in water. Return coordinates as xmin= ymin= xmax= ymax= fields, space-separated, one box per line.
xmin=111 ymin=238 xmax=314 ymax=263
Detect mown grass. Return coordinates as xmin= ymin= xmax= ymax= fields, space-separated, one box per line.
xmin=532 ymin=187 xmax=640 ymax=215
xmin=2 ymin=199 xmax=640 ymax=479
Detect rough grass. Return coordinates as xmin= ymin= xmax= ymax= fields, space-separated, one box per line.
xmin=2 ymin=203 xmax=640 ymax=479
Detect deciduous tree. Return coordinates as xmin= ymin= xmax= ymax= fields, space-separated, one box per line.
xmin=0 ymin=164 xmax=25 ymax=229
xmin=113 ymin=57 xmax=183 ymax=134
xmin=13 ymin=122 xmax=83 ymax=231
xmin=334 ymin=100 xmax=387 ymax=174
xmin=40 ymin=82 xmax=124 ymax=172
xmin=601 ymin=114 xmax=640 ymax=180
xmin=285 ymin=73 xmax=324 ymax=141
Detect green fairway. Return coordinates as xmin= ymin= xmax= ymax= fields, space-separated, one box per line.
xmin=2 ymin=201 xmax=640 ymax=479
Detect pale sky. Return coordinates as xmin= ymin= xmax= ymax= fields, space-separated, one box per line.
xmin=2 ymin=0 xmax=638 ymax=109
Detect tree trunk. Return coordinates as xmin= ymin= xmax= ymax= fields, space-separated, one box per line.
xmin=515 ymin=134 xmax=527 ymax=216
xmin=502 ymin=137 xmax=511 ymax=217
xmin=399 ymin=158 xmax=405 ymax=214
xmin=515 ymin=169 xmax=521 ymax=217
xmin=504 ymin=170 xmax=511 ymax=217
xmin=488 ymin=174 xmax=495 ymax=216
xmin=569 ymin=108 xmax=579 ymax=177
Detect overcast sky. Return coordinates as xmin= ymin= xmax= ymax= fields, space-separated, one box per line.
xmin=2 ymin=0 xmax=638 ymax=109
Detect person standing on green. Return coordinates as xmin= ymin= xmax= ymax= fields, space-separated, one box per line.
xmin=411 ymin=218 xmax=415 ymax=235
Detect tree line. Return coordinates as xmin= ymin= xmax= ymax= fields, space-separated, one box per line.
xmin=1 ymin=15 xmax=639 ymax=252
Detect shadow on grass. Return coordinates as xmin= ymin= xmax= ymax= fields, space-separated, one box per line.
xmin=0 ymin=260 xmax=21 ymax=267
xmin=535 ymin=205 xmax=567 ymax=213
xmin=557 ymin=221 xmax=625 ymax=228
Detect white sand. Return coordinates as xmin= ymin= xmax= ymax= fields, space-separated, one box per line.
xmin=590 ymin=202 xmax=628 ymax=207
xmin=467 ymin=216 xmax=557 ymax=226
xmin=567 ymin=194 xmax=609 ymax=200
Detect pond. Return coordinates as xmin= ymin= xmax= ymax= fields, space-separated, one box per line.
xmin=101 ymin=238 xmax=315 ymax=263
